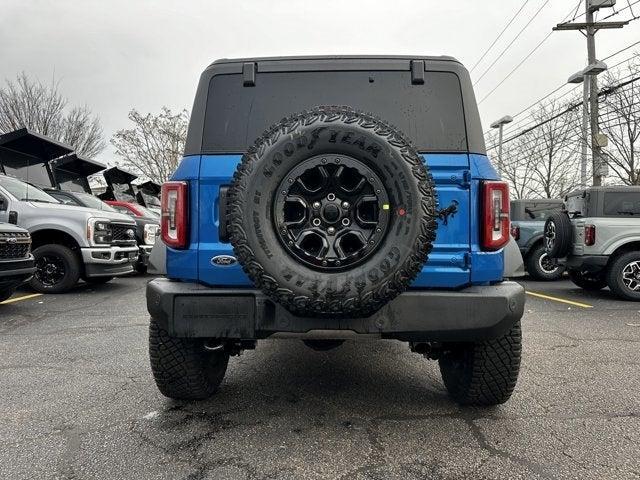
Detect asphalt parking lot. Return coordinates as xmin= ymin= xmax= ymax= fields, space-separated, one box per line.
xmin=1 ymin=276 xmax=639 ymax=480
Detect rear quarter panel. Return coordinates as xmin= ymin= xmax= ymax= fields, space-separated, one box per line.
xmin=572 ymin=217 xmax=640 ymax=255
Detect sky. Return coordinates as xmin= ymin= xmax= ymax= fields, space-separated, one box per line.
xmin=1 ymin=0 xmax=639 ymax=164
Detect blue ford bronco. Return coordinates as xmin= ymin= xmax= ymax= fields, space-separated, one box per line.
xmin=147 ymin=56 xmax=525 ymax=406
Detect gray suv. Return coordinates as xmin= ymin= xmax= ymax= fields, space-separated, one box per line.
xmin=510 ymin=199 xmax=564 ymax=280
xmin=545 ymin=186 xmax=640 ymax=300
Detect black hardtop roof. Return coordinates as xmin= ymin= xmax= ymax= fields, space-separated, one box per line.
xmin=135 ymin=180 xmax=161 ymax=194
xmin=187 ymin=53 xmax=485 ymax=156
xmin=208 ymin=54 xmax=460 ymax=68
xmin=102 ymin=166 xmax=138 ymax=185
xmin=566 ymin=185 xmax=640 ymax=198
xmin=0 ymin=128 xmax=73 ymax=162
xmin=52 ymin=153 xmax=106 ymax=177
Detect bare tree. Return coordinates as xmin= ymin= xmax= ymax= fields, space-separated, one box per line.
xmin=111 ymin=107 xmax=189 ymax=182
xmin=527 ymin=100 xmax=582 ymax=198
xmin=498 ymin=135 xmax=539 ymax=199
xmin=597 ymin=59 xmax=640 ymax=185
xmin=496 ymin=100 xmax=582 ymax=199
xmin=0 ymin=72 xmax=105 ymax=157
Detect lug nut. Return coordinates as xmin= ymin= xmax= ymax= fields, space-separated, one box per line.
xmin=327 ymin=193 xmax=336 ymax=201
xmin=327 ymin=227 xmax=336 ymax=235
xmin=342 ymin=201 xmax=350 ymax=209
xmin=341 ymin=218 xmax=350 ymax=226
xmin=313 ymin=201 xmax=321 ymax=209
xmin=312 ymin=218 xmax=321 ymax=226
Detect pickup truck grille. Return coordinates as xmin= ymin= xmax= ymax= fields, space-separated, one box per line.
xmin=111 ymin=223 xmax=137 ymax=245
xmin=0 ymin=232 xmax=31 ymax=259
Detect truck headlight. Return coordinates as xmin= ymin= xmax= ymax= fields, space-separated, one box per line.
xmin=144 ymin=224 xmax=159 ymax=245
xmin=87 ymin=218 xmax=113 ymax=245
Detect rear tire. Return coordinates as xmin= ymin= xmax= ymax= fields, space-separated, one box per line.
xmin=438 ymin=321 xmax=522 ymax=406
xmin=568 ymin=269 xmax=607 ymax=291
xmin=606 ymin=251 xmax=640 ymax=301
xmin=149 ymin=317 xmax=229 ymax=400
xmin=30 ymin=244 xmax=81 ymax=294
xmin=526 ymin=244 xmax=564 ymax=281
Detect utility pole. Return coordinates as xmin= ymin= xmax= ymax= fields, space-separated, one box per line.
xmin=581 ymin=78 xmax=589 ymax=186
xmin=554 ymin=0 xmax=628 ymax=186
xmin=490 ymin=115 xmax=513 ymax=177
xmin=585 ymin=2 xmax=602 ymax=185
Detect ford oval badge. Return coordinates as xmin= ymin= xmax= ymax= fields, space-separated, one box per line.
xmin=211 ymin=255 xmax=237 ymax=267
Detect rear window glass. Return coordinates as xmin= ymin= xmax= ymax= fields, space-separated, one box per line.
xmin=604 ymin=192 xmax=640 ymax=216
xmin=522 ymin=202 xmax=563 ymax=220
xmin=202 ymin=71 xmax=467 ymax=153
xmin=1 ymin=155 xmax=52 ymax=187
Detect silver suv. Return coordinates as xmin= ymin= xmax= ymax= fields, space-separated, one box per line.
xmin=544 ymin=186 xmax=640 ymax=300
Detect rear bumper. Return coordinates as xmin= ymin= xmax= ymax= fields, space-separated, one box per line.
xmin=564 ymin=255 xmax=608 ymax=271
xmin=146 ymin=279 xmax=525 ymax=342
xmin=0 ymin=256 xmax=36 ymax=289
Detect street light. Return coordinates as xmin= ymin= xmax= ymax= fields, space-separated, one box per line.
xmin=568 ymin=61 xmax=608 ymax=187
xmin=490 ymin=115 xmax=513 ymax=176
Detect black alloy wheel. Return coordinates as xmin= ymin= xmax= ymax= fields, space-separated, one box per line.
xmin=35 ymin=254 xmax=66 ymax=287
xmin=273 ymin=155 xmax=390 ymax=271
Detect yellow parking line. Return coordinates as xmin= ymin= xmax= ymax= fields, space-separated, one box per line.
xmin=526 ymin=291 xmax=593 ymax=309
xmin=0 ymin=293 xmax=43 ymax=305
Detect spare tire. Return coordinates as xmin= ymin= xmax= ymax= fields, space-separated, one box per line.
xmin=544 ymin=211 xmax=572 ymax=259
xmin=228 ymin=106 xmax=437 ymax=317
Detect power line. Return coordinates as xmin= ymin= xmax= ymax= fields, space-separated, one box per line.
xmin=473 ymin=0 xmax=551 ymax=87
xmin=484 ymin=45 xmax=640 ymax=137
xmin=476 ymin=1 xmax=583 ymax=103
xmin=600 ymin=0 xmax=640 ymax=20
xmin=477 ymin=30 xmax=555 ymax=105
xmin=487 ymin=75 xmax=640 ymax=149
xmin=470 ymin=0 xmax=532 ymax=73
xmin=603 ymin=40 xmax=640 ymax=61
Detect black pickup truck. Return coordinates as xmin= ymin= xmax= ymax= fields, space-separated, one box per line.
xmin=0 ymin=222 xmax=35 ymax=303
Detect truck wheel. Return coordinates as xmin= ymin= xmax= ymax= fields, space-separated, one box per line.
xmin=149 ymin=317 xmax=229 ymax=400
xmin=526 ymin=244 xmax=564 ymax=281
xmin=438 ymin=321 xmax=521 ymax=406
xmin=228 ymin=106 xmax=437 ymax=317
xmin=544 ymin=211 xmax=572 ymax=258
xmin=606 ymin=251 xmax=640 ymax=301
xmin=0 ymin=287 xmax=16 ymax=303
xmin=30 ymin=244 xmax=81 ymax=294
xmin=568 ymin=269 xmax=607 ymax=291
xmin=83 ymin=276 xmax=114 ymax=285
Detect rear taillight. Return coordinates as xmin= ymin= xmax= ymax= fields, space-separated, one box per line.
xmin=161 ymin=181 xmax=188 ymax=248
xmin=510 ymin=224 xmax=520 ymax=241
xmin=584 ymin=224 xmax=596 ymax=246
xmin=482 ymin=181 xmax=510 ymax=251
